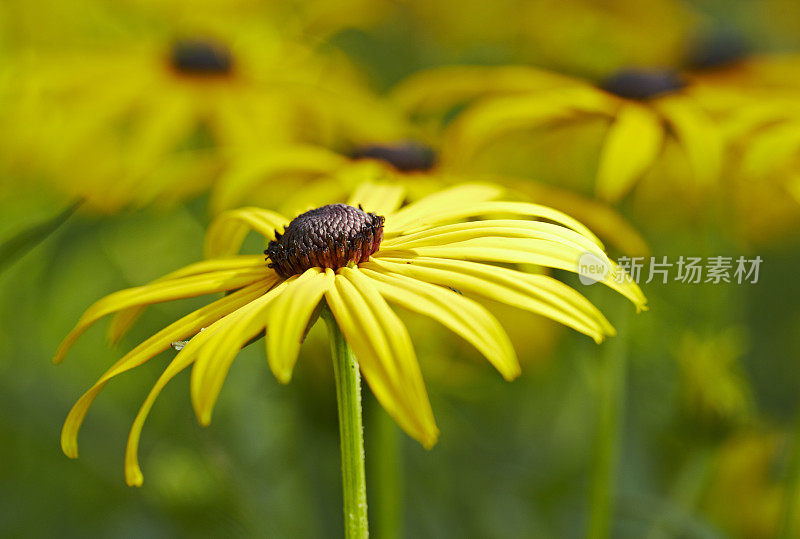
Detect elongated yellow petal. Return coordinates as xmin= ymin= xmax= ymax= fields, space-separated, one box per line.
xmin=55 ymin=268 xmax=269 ymax=364
xmin=382 ymin=219 xmax=610 ymax=265
xmin=390 ymin=65 xmax=575 ymax=116
xmin=347 ymin=183 xmax=406 ymax=216
xmin=61 ymin=280 xmax=273 ymax=461
xmin=366 ymin=257 xmax=614 ymax=342
xmin=595 ymin=103 xmax=665 ymax=202
xmin=107 ymin=255 xmax=266 ymax=344
xmin=441 ymin=87 xmax=617 ymax=166
xmin=123 ymin=304 xmax=243 ymax=487
xmin=392 ymin=237 xmax=596 ymax=275
xmin=741 ymin=120 xmax=800 ymax=178
xmin=190 ymin=277 xmax=296 ymax=425
xmin=788 ymin=175 xmax=800 ymax=205
xmin=385 ymin=183 xmax=505 ymax=232
xmin=379 ymin=238 xmax=646 ymax=311
xmin=265 ymin=270 xmax=330 ymax=383
xmin=359 ymin=267 xmax=521 ymax=380
xmin=203 ymin=207 xmax=289 ymax=259
xmin=388 ymin=200 xmax=602 ymax=247
xmin=655 ymin=95 xmax=723 ymax=187
xmin=496 ymin=177 xmax=650 ymax=256
xmin=326 ymin=269 xmax=439 ymax=448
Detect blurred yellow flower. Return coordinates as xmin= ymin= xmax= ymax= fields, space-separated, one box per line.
xmin=55 ymin=183 xmax=645 ymax=485
xmin=394 ymin=65 xmax=725 ymax=203
xmin=1 ymin=5 xmax=385 ymax=212
xmin=212 ymin=139 xmax=650 ymax=256
xmin=683 ymin=39 xmax=800 ymax=244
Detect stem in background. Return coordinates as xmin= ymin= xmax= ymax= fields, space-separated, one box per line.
xmin=778 ymin=404 xmax=800 ymax=539
xmin=588 ymin=307 xmax=629 ymax=539
xmin=323 ymin=307 xmax=369 ymax=539
xmin=370 ymin=402 xmax=402 ymax=539
xmin=0 ymin=200 xmax=82 ymax=274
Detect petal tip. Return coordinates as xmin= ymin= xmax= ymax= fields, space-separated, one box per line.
xmin=125 ymin=469 xmax=144 ymax=487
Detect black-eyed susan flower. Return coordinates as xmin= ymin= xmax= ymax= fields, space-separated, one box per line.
xmin=212 ymin=139 xmax=650 ymax=257
xmin=393 ymin=64 xmax=725 ymax=203
xmin=2 ymin=3 xmax=387 ymax=212
xmin=56 ymin=183 xmax=646 ymax=488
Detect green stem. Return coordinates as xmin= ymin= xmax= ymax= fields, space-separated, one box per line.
xmin=0 ymin=200 xmax=81 ymax=274
xmin=370 ymin=402 xmax=402 ymax=539
xmin=777 ymin=404 xmax=800 ymax=539
xmin=323 ymin=308 xmax=369 ymax=539
xmin=588 ymin=307 xmax=628 ymax=539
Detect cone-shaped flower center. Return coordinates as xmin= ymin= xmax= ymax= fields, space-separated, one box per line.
xmin=266 ymin=204 xmax=385 ymax=278
xmin=600 ymin=69 xmax=686 ymax=100
xmin=687 ymin=31 xmax=749 ymax=70
xmin=171 ymin=39 xmax=233 ymax=75
xmin=351 ymin=142 xmax=436 ymax=172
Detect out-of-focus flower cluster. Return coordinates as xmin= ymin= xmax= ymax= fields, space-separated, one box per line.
xmin=3 ymin=0 xmax=800 ymax=536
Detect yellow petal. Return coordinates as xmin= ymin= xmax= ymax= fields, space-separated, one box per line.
xmin=595 ymin=103 xmax=665 ymax=202
xmin=190 ymin=278 xmax=295 ymax=425
xmin=347 ymin=183 xmax=406 ymax=216
xmin=395 ymin=237 xmax=595 ymax=275
xmin=359 ymin=267 xmax=521 ymax=380
xmin=366 ymin=257 xmax=614 ymax=342
xmin=441 ymin=87 xmax=616 ymax=166
xmin=380 ymin=238 xmax=646 ymax=311
xmin=124 ymin=305 xmax=244 ymax=487
xmin=55 ymin=267 xmax=269 ymax=364
xmin=382 ymin=219 xmax=610 ymax=265
xmin=203 ymin=207 xmax=289 ymax=259
xmin=483 ymin=176 xmax=650 ymax=256
xmin=741 ymin=120 xmax=800 ymax=178
xmin=388 ymin=200 xmax=602 ymax=247
xmin=266 ymin=270 xmax=330 ymax=383
xmin=390 ymin=65 xmax=575 ymax=116
xmin=107 ymin=255 xmax=266 ymax=344
xmin=326 ymin=269 xmax=439 ymax=448
xmin=385 ymin=183 xmax=505 ymax=232
xmin=61 ymin=280 xmax=272 ymax=460
xmin=655 ymin=95 xmax=723 ymax=187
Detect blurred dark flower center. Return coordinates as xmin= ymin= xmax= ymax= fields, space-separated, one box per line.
xmin=350 ymin=142 xmax=436 ymax=172
xmin=600 ymin=69 xmax=686 ymax=100
xmin=266 ymin=204 xmax=384 ymax=278
xmin=687 ymin=31 xmax=750 ymax=70
xmin=171 ymin=39 xmax=233 ymax=75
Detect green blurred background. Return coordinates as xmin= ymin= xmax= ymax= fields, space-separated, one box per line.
xmin=2 ymin=1 xmax=800 ymax=537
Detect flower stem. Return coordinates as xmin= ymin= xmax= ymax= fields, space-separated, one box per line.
xmin=778 ymin=403 xmax=800 ymax=538
xmin=369 ymin=402 xmax=402 ymax=539
xmin=588 ymin=305 xmax=628 ymax=539
xmin=323 ymin=307 xmax=369 ymax=539
xmin=0 ymin=199 xmax=81 ymax=274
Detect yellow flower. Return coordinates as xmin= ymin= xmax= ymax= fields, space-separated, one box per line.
xmin=55 ymin=183 xmax=646 ymax=485
xmin=393 ymin=64 xmax=725 ymax=203
xmin=213 ymin=140 xmax=649 ymax=256
xmin=681 ymin=42 xmax=800 ymax=244
xmin=2 ymin=7 xmax=382 ymax=212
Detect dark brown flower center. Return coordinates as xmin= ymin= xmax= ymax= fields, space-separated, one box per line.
xmin=600 ymin=69 xmax=686 ymax=100
xmin=266 ymin=204 xmax=384 ymax=278
xmin=171 ymin=39 xmax=233 ymax=75
xmin=350 ymin=142 xmax=436 ymax=172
